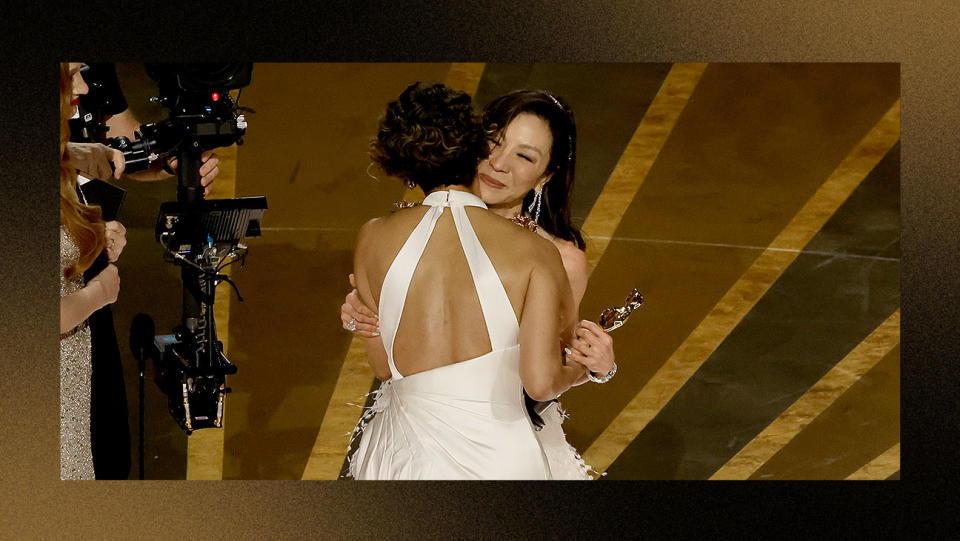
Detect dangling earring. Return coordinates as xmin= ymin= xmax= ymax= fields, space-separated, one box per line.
xmin=405 ymin=178 xmax=416 ymax=189
xmin=365 ymin=162 xmax=379 ymax=180
xmin=528 ymin=187 xmax=544 ymax=223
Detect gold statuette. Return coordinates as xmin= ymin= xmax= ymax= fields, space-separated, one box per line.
xmin=598 ymin=288 xmax=644 ymax=332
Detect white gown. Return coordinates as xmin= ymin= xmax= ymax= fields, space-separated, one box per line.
xmin=346 ymin=189 xmax=593 ymax=480
xmin=532 ymin=400 xmax=594 ymax=480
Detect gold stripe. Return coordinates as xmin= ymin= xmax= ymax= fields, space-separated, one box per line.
xmin=581 ymin=63 xmax=708 ymax=272
xmin=581 ymin=99 xmax=901 ymax=478
xmin=846 ymin=442 xmax=900 ymax=480
xmin=185 ymin=144 xmax=237 ymax=480
xmin=300 ymin=63 xmax=486 ymax=479
xmin=711 ymin=311 xmax=900 ymax=480
xmin=301 ymin=338 xmax=375 ymax=479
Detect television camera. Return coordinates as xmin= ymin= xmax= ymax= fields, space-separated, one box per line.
xmin=74 ymin=63 xmax=266 ymax=434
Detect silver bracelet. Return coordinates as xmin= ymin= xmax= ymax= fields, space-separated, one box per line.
xmin=587 ymin=362 xmax=617 ymax=384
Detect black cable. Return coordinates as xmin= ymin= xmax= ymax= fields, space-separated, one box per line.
xmin=215 ymin=275 xmax=244 ymax=302
xmin=215 ymin=249 xmax=247 ymax=273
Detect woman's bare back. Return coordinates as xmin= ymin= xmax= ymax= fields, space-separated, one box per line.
xmin=354 ymin=197 xmax=571 ymax=380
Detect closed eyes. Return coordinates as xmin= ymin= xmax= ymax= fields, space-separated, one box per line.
xmin=488 ymin=138 xmax=536 ymax=163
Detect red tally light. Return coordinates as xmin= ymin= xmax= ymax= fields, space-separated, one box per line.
xmin=211 ymin=92 xmax=220 ymax=102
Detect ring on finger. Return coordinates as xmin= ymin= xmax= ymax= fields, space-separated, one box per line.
xmin=346 ymin=318 xmax=357 ymax=332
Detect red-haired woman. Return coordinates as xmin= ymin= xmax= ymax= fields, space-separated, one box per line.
xmin=59 ymin=62 xmax=123 ymax=480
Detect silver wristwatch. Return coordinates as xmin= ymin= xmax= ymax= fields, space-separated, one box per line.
xmin=587 ymin=362 xmax=617 ymax=384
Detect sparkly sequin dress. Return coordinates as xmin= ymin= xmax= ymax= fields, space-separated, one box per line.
xmin=60 ymin=226 xmax=95 ymax=480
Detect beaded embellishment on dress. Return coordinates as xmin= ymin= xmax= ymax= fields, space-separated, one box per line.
xmin=59 ymin=226 xmax=95 ymax=480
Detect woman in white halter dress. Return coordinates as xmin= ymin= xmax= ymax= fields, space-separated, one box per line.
xmin=341 ymin=89 xmax=615 ymax=479
xmin=347 ymin=83 xmax=591 ymax=480
xmin=350 ymin=190 xmax=554 ymax=479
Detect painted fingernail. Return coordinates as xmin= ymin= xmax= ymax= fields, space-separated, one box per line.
xmin=372 ymin=332 xmax=380 ymax=337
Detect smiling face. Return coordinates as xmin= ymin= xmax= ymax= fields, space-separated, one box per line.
xmin=474 ymin=112 xmax=554 ymax=211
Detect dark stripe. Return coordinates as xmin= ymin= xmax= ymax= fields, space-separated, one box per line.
xmin=604 ymin=137 xmax=899 ymax=479
xmin=750 ymin=345 xmax=899 ymax=480
xmin=561 ymin=64 xmax=900 ymax=455
xmin=805 ymin=143 xmax=900 ymax=259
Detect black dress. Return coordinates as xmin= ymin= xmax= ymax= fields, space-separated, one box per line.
xmin=76 ymin=62 xmax=132 ymax=480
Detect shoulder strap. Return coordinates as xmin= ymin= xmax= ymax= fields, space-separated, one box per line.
xmin=449 ymin=199 xmax=520 ymax=350
xmin=378 ymin=204 xmax=445 ymax=380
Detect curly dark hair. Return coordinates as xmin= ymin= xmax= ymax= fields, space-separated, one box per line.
xmin=370 ymin=82 xmax=487 ymax=193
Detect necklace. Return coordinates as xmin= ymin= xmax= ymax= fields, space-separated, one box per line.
xmin=393 ymin=200 xmax=421 ymax=210
xmin=509 ymin=214 xmax=538 ymax=232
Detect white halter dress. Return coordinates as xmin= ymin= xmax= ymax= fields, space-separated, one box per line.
xmin=347 ymin=190 xmax=551 ymax=480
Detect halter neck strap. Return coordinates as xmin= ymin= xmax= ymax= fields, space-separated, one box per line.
xmin=422 ymin=189 xmax=487 ymax=209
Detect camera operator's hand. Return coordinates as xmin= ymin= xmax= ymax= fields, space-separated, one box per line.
xmin=198 ymin=151 xmax=220 ymax=192
xmin=104 ymin=220 xmax=127 ymax=262
xmin=165 ymin=150 xmax=220 ymax=195
xmin=65 ymin=142 xmax=126 ymax=180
